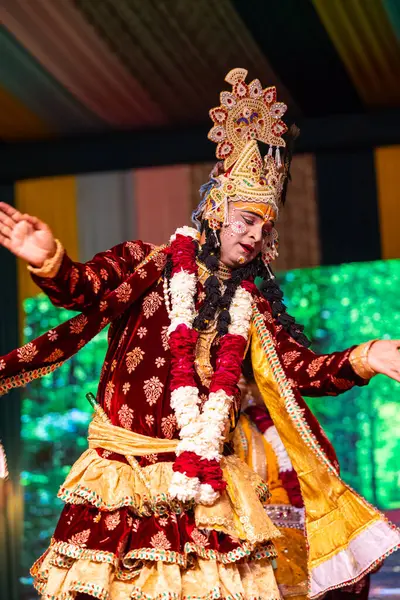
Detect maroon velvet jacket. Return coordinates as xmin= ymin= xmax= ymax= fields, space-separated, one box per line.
xmin=30 ymin=240 xmax=367 ymax=470
xmin=24 ymin=239 xmax=369 ymax=564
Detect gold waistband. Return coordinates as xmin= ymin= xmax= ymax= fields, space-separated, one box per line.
xmin=88 ymin=416 xmax=179 ymax=457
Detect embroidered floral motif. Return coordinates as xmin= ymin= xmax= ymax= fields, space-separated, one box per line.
xmin=161 ymin=326 xmax=169 ymax=351
xmin=293 ymin=361 xmax=304 ymax=372
xmin=100 ymin=361 xmax=108 ymax=382
xmin=104 ymin=256 xmax=122 ymax=277
xmin=161 ymin=414 xmax=177 ymax=439
xmin=144 ymin=376 xmax=164 ymax=405
xmin=85 ymin=266 xmax=101 ymax=294
xmin=137 ymin=327 xmax=147 ymax=339
xmin=77 ymin=339 xmax=86 ymax=350
xmin=126 ymin=347 xmax=145 ymax=373
xmin=118 ymin=404 xmax=134 ymax=429
xmin=116 ymin=282 xmax=132 ymax=303
xmin=126 ymin=241 xmax=144 ymax=261
xmin=158 ymin=517 xmax=169 ymax=527
xmin=47 ymin=329 xmax=58 ymax=342
xmin=307 ymin=355 xmax=326 ymax=377
xmin=69 ymin=267 xmax=79 ymax=294
xmin=145 ymin=414 xmax=155 ymax=427
xmin=99 ymin=300 xmax=108 ymax=312
xmin=155 ymin=357 xmax=166 ymax=368
xmin=191 ymin=528 xmax=210 ymax=547
xmin=122 ymin=382 xmax=131 ymax=395
xmin=131 ymin=519 xmax=140 ymax=532
xmin=153 ymin=252 xmax=167 ymax=271
xmin=198 ymin=291 xmax=206 ymax=303
xmin=282 ymin=350 xmax=301 ymax=367
xmin=70 ymin=314 xmax=88 ymax=334
xmin=93 ymin=512 xmax=101 ymax=523
xmin=0 ymin=359 xmax=5 ymax=371
xmin=111 ymin=360 xmax=117 ymax=372
xmin=44 ymin=348 xmax=64 ymax=363
xmin=99 ymin=317 xmax=109 ymax=330
xmin=100 ymin=268 xmax=108 ymax=280
xmin=105 ymin=512 xmax=121 ymax=531
xmin=143 ymin=291 xmax=163 ymax=318
xmin=104 ymin=381 xmax=115 ymax=410
xmin=68 ymin=528 xmax=90 ymax=546
xmin=17 ymin=342 xmax=38 ymax=363
xmin=145 ymin=454 xmax=158 ymax=464
xmin=150 ymin=530 xmax=171 ymax=550
xmin=137 ymin=268 xmax=147 ymax=279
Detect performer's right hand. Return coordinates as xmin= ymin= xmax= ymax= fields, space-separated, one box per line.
xmin=0 ymin=202 xmax=57 ymax=267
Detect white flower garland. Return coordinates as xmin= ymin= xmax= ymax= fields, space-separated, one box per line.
xmin=165 ymin=229 xmax=254 ymax=504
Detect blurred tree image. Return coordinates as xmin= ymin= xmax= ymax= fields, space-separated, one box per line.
xmin=20 ymin=259 xmax=400 ymax=583
xmin=278 ymin=259 xmax=400 ymax=509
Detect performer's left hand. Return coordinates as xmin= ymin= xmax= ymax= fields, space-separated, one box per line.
xmin=368 ymin=340 xmax=400 ymax=382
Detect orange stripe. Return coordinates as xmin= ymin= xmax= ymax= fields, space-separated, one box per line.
xmin=16 ymin=177 xmax=79 ymax=307
xmin=312 ymin=0 xmax=400 ymax=107
xmin=375 ymin=146 xmax=400 ymax=259
xmin=0 ymin=85 xmax=52 ymax=139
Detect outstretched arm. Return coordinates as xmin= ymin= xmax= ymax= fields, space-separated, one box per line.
xmin=0 ymin=202 xmax=152 ymax=310
xmin=275 ymin=320 xmax=400 ymax=395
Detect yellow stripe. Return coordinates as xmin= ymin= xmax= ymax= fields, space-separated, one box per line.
xmin=0 ymin=85 xmax=51 ymax=139
xmin=312 ymin=0 xmax=400 ymax=106
xmin=375 ymin=146 xmax=400 ymax=259
xmin=15 ymin=177 xmax=79 ymax=313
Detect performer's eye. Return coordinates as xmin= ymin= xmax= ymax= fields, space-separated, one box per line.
xmin=243 ymin=217 xmax=254 ymax=225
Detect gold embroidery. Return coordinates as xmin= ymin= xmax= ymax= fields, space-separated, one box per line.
xmin=143 ymin=376 xmax=164 ymax=405
xmin=116 ymin=282 xmax=132 ymax=303
xmin=118 ymin=405 xmax=134 ymax=430
xmin=69 ymin=314 xmax=88 ymax=334
xmin=150 ymin=530 xmax=171 ymax=550
xmin=104 ymin=381 xmax=115 ymax=411
xmin=126 ymin=347 xmax=145 ymax=373
xmin=104 ymin=512 xmax=121 ymax=531
xmin=17 ymin=342 xmax=39 ymax=363
xmin=143 ymin=291 xmax=163 ymax=318
xmin=161 ymin=414 xmax=177 ymax=439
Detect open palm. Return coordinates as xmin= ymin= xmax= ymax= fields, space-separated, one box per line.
xmin=0 ymin=202 xmax=56 ymax=267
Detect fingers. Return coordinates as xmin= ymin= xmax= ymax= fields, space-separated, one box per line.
xmin=0 ymin=223 xmax=12 ymax=238
xmin=21 ymin=214 xmax=48 ymax=231
xmin=0 ymin=202 xmax=23 ymax=222
xmin=0 ymin=233 xmax=11 ymax=249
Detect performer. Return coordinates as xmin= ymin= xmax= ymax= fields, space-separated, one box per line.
xmin=235 ymin=381 xmax=371 ymax=600
xmin=0 ymin=69 xmax=399 ymax=600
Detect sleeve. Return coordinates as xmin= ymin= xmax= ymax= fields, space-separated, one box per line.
xmin=274 ymin=323 xmax=369 ymax=396
xmin=29 ymin=239 xmax=153 ymax=311
xmin=256 ymin=296 xmax=370 ymax=397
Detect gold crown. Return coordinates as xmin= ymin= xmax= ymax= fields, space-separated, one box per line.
xmin=205 ymin=68 xmax=290 ymax=226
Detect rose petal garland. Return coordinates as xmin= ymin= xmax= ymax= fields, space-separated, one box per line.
xmin=165 ymin=228 xmax=254 ymax=505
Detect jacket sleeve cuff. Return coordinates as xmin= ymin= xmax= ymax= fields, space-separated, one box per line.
xmin=27 ymin=239 xmax=65 ymax=278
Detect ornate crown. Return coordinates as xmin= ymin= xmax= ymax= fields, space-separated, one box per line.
xmin=201 ymin=68 xmax=291 ymax=228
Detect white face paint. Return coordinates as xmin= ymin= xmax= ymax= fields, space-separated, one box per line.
xmin=219 ymin=204 xmax=274 ymax=268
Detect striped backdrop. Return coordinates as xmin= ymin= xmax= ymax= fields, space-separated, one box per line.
xmin=10 ymin=146 xmax=400 ymax=310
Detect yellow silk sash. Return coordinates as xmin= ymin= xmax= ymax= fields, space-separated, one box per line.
xmin=250 ymin=309 xmax=400 ymax=598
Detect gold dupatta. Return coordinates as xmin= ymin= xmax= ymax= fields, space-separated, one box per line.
xmin=250 ymin=308 xmax=400 ymax=598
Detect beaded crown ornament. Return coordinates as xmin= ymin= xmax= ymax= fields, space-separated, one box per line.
xmin=198 ymin=68 xmax=287 ymax=239
xmin=193 ymin=68 xmax=293 ymax=263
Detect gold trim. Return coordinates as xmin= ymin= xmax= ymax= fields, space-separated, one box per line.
xmin=27 ymin=238 xmax=64 ymax=278
xmin=349 ymin=340 xmax=377 ymax=379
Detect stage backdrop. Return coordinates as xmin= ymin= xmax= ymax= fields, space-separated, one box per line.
xmin=19 ymin=258 xmax=400 ymax=593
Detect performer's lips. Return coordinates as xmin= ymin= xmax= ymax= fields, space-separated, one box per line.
xmin=240 ymin=243 xmax=253 ymax=254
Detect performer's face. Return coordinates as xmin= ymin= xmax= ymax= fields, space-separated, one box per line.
xmin=219 ymin=204 xmax=273 ymax=268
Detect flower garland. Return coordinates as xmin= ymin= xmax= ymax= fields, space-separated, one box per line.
xmin=165 ymin=227 xmax=253 ymax=505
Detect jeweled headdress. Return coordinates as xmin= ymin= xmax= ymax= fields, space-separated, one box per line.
xmin=193 ymin=68 xmax=297 ymax=262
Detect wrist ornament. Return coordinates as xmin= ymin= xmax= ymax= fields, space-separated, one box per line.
xmin=349 ymin=340 xmax=378 ymax=380
xmin=27 ymin=239 xmax=64 ymax=278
